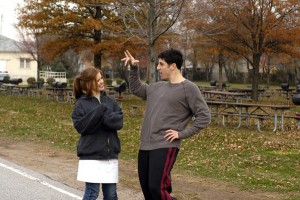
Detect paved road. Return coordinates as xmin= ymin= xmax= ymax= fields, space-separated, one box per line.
xmin=0 ymin=157 xmax=83 ymax=200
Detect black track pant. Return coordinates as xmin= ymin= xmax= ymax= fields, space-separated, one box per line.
xmin=138 ymin=148 xmax=179 ymax=200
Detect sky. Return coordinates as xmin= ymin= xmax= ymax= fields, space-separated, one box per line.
xmin=0 ymin=0 xmax=23 ymax=40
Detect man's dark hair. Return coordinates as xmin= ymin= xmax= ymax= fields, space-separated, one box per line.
xmin=158 ymin=48 xmax=183 ymax=70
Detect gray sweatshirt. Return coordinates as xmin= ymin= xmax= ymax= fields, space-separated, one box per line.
xmin=129 ymin=65 xmax=211 ymax=150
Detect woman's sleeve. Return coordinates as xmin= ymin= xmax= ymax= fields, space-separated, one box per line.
xmin=102 ymin=99 xmax=123 ymax=131
xmin=72 ymin=101 xmax=107 ymax=135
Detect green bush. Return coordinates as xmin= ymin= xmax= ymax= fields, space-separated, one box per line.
xmin=55 ymin=62 xmax=66 ymax=72
xmin=106 ymin=78 xmax=113 ymax=86
xmin=38 ymin=78 xmax=45 ymax=84
xmin=27 ymin=77 xmax=36 ymax=85
xmin=3 ymin=76 xmax=10 ymax=83
xmin=68 ymin=78 xmax=74 ymax=86
xmin=116 ymin=78 xmax=123 ymax=85
xmin=47 ymin=77 xmax=55 ymax=85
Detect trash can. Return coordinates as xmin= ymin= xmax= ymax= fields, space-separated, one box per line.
xmin=9 ymin=78 xmax=22 ymax=85
xmin=281 ymin=83 xmax=289 ymax=91
xmin=36 ymin=81 xmax=43 ymax=89
xmin=52 ymin=82 xmax=58 ymax=88
xmin=56 ymin=82 xmax=67 ymax=88
xmin=210 ymin=80 xmax=217 ymax=86
xmin=296 ymin=84 xmax=300 ymax=93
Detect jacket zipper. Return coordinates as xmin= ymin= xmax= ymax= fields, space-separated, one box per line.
xmin=107 ymin=138 xmax=110 ymax=154
xmin=102 ymin=97 xmax=110 ymax=154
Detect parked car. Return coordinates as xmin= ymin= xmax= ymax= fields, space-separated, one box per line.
xmin=0 ymin=71 xmax=10 ymax=82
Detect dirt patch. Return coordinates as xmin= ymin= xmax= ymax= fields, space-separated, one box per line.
xmin=0 ymin=137 xmax=287 ymax=200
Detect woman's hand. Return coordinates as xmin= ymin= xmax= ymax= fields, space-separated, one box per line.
xmin=121 ymin=50 xmax=139 ymax=66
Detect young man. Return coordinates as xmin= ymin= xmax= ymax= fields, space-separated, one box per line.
xmin=122 ymin=49 xmax=211 ymax=200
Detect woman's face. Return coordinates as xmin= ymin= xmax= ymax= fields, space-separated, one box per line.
xmin=92 ymin=72 xmax=105 ymax=94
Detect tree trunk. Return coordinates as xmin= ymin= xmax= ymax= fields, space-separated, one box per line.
xmin=37 ymin=62 xmax=41 ymax=80
xmin=265 ymin=56 xmax=271 ymax=89
xmin=148 ymin=2 xmax=156 ymax=83
xmin=93 ymin=6 xmax=102 ymax=69
xmin=266 ymin=68 xmax=270 ymax=89
xmin=37 ymin=51 xmax=41 ymax=80
xmin=252 ymin=53 xmax=261 ymax=101
xmin=192 ymin=48 xmax=197 ymax=80
xmin=148 ymin=43 xmax=156 ymax=83
xmin=93 ymin=28 xmax=102 ymax=69
xmin=218 ymin=51 xmax=224 ymax=90
xmin=94 ymin=51 xmax=102 ymax=69
xmin=192 ymin=61 xmax=197 ymax=81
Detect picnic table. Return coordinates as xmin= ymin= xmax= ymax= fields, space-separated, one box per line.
xmin=1 ymin=83 xmax=17 ymax=94
xmin=228 ymin=88 xmax=265 ymax=92
xmin=17 ymin=85 xmax=35 ymax=96
xmin=1 ymin=84 xmax=36 ymax=96
xmin=206 ymin=100 xmax=296 ymax=132
xmin=198 ymin=85 xmax=218 ymax=91
xmin=46 ymin=87 xmax=73 ymax=103
xmin=273 ymin=88 xmax=295 ymax=104
xmin=202 ymin=90 xmax=250 ymax=102
xmin=228 ymin=88 xmax=266 ymax=96
xmin=107 ymin=85 xmax=115 ymax=95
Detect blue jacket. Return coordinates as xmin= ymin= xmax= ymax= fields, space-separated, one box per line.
xmin=72 ymin=92 xmax=123 ymax=160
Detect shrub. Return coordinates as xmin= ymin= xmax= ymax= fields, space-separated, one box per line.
xmin=3 ymin=76 xmax=10 ymax=83
xmin=38 ymin=78 xmax=45 ymax=84
xmin=67 ymin=78 xmax=74 ymax=86
xmin=55 ymin=62 xmax=66 ymax=72
xmin=193 ymin=72 xmax=202 ymax=81
xmin=106 ymin=78 xmax=113 ymax=86
xmin=116 ymin=78 xmax=123 ymax=85
xmin=27 ymin=77 xmax=36 ymax=85
xmin=47 ymin=77 xmax=55 ymax=85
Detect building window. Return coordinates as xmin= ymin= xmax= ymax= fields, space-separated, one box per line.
xmin=20 ymin=58 xmax=31 ymax=69
xmin=0 ymin=60 xmax=6 ymax=70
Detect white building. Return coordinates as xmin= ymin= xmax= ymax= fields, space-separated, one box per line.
xmin=0 ymin=34 xmax=38 ymax=84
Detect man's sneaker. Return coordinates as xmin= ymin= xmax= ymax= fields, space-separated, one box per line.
xmin=171 ymin=197 xmax=177 ymax=200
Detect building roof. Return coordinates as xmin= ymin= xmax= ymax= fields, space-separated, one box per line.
xmin=0 ymin=35 xmax=22 ymax=52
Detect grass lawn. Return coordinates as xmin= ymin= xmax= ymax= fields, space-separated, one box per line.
xmin=0 ymin=93 xmax=299 ymax=199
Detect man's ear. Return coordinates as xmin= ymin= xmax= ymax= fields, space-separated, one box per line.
xmin=171 ymin=63 xmax=176 ymax=70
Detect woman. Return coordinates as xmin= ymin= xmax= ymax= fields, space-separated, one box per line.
xmin=72 ymin=67 xmax=123 ymax=200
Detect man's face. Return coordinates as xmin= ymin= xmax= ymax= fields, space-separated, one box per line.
xmin=157 ymin=58 xmax=172 ymax=80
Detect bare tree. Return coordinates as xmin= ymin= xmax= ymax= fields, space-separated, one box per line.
xmin=118 ymin=0 xmax=185 ymax=83
xmin=196 ymin=0 xmax=300 ymax=101
xmin=15 ymin=28 xmax=43 ymax=80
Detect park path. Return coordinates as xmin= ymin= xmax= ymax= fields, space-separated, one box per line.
xmin=0 ymin=137 xmax=286 ymax=200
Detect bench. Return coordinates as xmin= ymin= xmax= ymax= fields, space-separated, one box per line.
xmin=67 ymin=91 xmax=75 ymax=103
xmin=260 ymin=93 xmax=272 ymax=101
xmin=207 ymin=100 xmax=296 ymax=132
xmin=284 ymin=115 xmax=300 ymax=129
xmin=0 ymin=88 xmax=6 ymax=94
xmin=254 ymin=114 xmax=269 ymax=132
xmin=222 ymin=111 xmax=300 ymax=131
xmin=28 ymin=89 xmax=43 ymax=98
xmin=222 ymin=112 xmax=269 ymax=132
xmin=131 ymin=105 xmax=145 ymax=116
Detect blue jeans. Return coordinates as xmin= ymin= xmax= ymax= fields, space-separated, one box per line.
xmin=83 ymin=182 xmax=117 ymax=200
